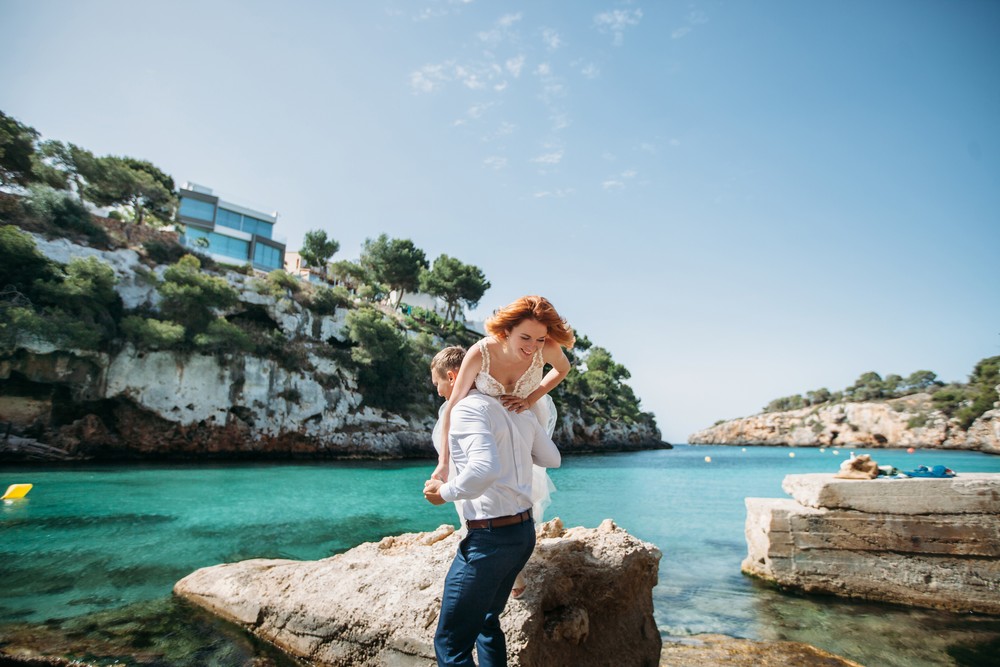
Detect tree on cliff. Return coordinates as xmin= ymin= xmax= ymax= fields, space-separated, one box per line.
xmin=0 ymin=110 xmax=39 ymax=186
xmin=80 ymin=156 xmax=177 ymax=225
xmin=419 ymin=254 xmax=490 ymax=324
xmin=360 ymin=234 xmax=428 ymax=310
xmin=299 ymin=230 xmax=340 ymax=280
xmin=345 ymin=307 xmax=423 ymax=411
xmin=555 ymin=341 xmax=650 ymax=425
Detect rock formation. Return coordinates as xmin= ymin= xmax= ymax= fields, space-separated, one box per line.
xmin=174 ymin=519 xmax=663 ymax=667
xmin=689 ymin=390 xmax=1000 ymax=454
xmin=1 ymin=231 xmax=666 ymax=460
xmin=742 ymin=473 xmax=1000 ymax=614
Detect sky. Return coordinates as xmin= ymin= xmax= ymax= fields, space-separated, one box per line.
xmin=1 ymin=0 xmax=998 ymax=443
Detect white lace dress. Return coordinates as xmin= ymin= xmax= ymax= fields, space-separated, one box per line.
xmin=472 ymin=339 xmax=558 ymax=523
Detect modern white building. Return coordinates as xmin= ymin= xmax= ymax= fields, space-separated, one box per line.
xmin=177 ymin=182 xmax=285 ymax=272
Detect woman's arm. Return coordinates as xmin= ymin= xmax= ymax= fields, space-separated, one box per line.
xmin=431 ymin=342 xmax=484 ymax=481
xmin=501 ymin=339 xmax=571 ymax=413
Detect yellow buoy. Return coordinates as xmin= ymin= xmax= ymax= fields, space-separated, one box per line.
xmin=2 ymin=483 xmax=33 ymax=500
xmin=704 ymin=456 xmax=712 ymax=463
xmin=788 ymin=452 xmax=796 ymax=458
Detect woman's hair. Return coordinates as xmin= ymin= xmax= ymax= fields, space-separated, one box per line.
xmin=485 ymin=296 xmax=575 ymax=349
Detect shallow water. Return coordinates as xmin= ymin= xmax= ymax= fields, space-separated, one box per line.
xmin=2 ymin=446 xmax=999 ymax=666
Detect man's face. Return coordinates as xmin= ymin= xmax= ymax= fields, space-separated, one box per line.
xmin=432 ymin=370 xmax=455 ymax=400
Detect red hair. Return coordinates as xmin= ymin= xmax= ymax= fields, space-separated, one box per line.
xmin=485 ymin=296 xmax=575 ymax=349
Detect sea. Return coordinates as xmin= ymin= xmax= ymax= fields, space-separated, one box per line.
xmin=2 ymin=445 xmax=999 ymax=667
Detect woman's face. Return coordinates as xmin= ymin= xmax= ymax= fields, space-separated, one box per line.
xmin=507 ymin=318 xmax=548 ymax=360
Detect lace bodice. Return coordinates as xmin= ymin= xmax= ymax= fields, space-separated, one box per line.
xmin=474 ymin=338 xmax=544 ymax=399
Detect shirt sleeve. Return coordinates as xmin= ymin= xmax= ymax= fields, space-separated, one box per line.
xmin=530 ymin=416 xmax=561 ymax=469
xmin=439 ymin=402 xmax=501 ymax=502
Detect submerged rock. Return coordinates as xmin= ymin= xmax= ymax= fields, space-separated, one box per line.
xmin=174 ymin=518 xmax=662 ymax=666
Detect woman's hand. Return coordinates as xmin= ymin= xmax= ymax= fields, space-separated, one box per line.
xmin=431 ymin=461 xmax=448 ymax=482
xmin=500 ymin=394 xmax=530 ymax=413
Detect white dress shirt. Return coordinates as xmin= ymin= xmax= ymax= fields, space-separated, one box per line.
xmin=439 ymin=390 xmax=561 ymax=521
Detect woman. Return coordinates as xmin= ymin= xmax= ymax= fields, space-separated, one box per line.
xmin=433 ymin=295 xmax=575 ymax=597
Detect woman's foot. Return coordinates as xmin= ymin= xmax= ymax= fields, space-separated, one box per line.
xmin=511 ymin=572 xmax=527 ymax=599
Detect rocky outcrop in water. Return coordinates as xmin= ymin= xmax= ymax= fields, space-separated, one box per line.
xmin=743 ymin=473 xmax=1000 ymax=615
xmin=689 ymin=391 xmax=1000 ymax=454
xmin=174 ymin=518 xmax=663 ymax=667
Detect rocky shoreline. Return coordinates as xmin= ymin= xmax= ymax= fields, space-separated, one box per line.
xmin=689 ymin=390 xmax=1000 ymax=455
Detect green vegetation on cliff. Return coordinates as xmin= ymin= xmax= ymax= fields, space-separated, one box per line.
xmin=762 ymin=360 xmax=999 ymax=431
xmin=0 ymin=108 xmax=657 ymax=433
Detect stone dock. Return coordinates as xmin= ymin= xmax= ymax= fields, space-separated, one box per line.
xmin=743 ymin=473 xmax=1000 ymax=614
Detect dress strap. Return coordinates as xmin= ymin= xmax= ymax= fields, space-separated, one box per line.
xmin=478 ymin=338 xmax=491 ymax=375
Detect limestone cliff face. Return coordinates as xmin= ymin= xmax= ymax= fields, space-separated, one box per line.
xmin=688 ymin=392 xmax=1000 ymax=455
xmin=1 ymin=232 xmax=665 ymax=460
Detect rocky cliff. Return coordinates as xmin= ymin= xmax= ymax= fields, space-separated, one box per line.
xmin=1 ymin=231 xmax=666 ymax=461
xmin=688 ymin=392 xmax=1000 ymax=454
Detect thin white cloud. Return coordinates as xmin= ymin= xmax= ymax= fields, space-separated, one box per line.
xmin=506 ymin=55 xmax=526 ymax=77
xmin=621 ymin=169 xmax=638 ymax=179
xmin=669 ymin=138 xmax=680 ymax=147
xmin=484 ymin=156 xmax=507 ymax=169
xmin=602 ymin=179 xmax=625 ymax=190
xmin=494 ymin=81 xmax=509 ymax=92
xmin=410 ymin=63 xmax=451 ymax=93
xmin=542 ymin=28 xmax=563 ymax=50
xmin=534 ymin=188 xmax=574 ymax=199
xmin=581 ymin=63 xmax=600 ymax=79
xmin=479 ymin=12 xmax=523 ymax=45
xmin=467 ymin=102 xmax=493 ymax=119
xmin=672 ymin=27 xmax=692 ymax=40
xmin=594 ymin=8 xmax=643 ymax=46
xmin=531 ymin=150 xmax=564 ymax=165
xmin=550 ymin=112 xmax=570 ymax=130
xmin=535 ymin=62 xmax=551 ymax=77
xmin=640 ymin=142 xmax=657 ymax=153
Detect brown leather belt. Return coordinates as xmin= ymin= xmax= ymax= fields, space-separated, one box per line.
xmin=466 ymin=509 xmax=532 ymax=531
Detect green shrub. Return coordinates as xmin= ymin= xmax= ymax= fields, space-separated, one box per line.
xmin=346 ymin=307 xmax=423 ymax=412
xmin=907 ymin=414 xmax=929 ymax=429
xmin=143 ymin=238 xmax=189 ymax=265
xmin=122 ymin=315 xmax=185 ymax=349
xmin=267 ymin=269 xmax=300 ymax=294
xmin=193 ymin=318 xmax=253 ymax=353
xmin=306 ymin=285 xmax=352 ymax=316
xmin=0 ymin=224 xmax=59 ymax=295
xmin=159 ymin=255 xmax=239 ymax=336
xmin=23 ymin=185 xmax=108 ymax=244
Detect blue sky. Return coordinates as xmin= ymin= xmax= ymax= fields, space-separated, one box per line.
xmin=2 ymin=0 xmax=998 ymax=443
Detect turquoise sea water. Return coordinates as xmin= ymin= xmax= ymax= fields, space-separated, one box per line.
xmin=2 ymin=445 xmax=999 ymax=666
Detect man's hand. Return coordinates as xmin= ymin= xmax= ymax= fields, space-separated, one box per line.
xmin=431 ymin=461 xmax=448 ymax=482
xmin=424 ymin=478 xmax=446 ymax=505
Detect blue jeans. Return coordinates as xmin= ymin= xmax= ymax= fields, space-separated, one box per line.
xmin=434 ymin=520 xmax=536 ymax=667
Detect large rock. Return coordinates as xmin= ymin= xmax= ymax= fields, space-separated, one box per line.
xmin=688 ymin=391 xmax=1000 ymax=454
xmin=743 ymin=473 xmax=1000 ymax=614
xmin=174 ymin=519 xmax=662 ymax=666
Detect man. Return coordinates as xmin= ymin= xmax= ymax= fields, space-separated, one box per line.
xmin=423 ymin=388 xmax=561 ymax=667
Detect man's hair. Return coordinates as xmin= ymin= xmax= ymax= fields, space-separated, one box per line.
xmin=431 ymin=346 xmax=466 ymax=376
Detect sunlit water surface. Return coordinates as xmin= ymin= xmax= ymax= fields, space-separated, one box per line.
xmin=3 ymin=445 xmax=999 ymax=666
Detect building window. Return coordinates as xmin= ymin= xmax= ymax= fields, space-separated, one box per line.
xmin=216 ymin=208 xmax=243 ymax=231
xmin=215 ymin=208 xmax=274 ymax=239
xmin=178 ymin=197 xmax=215 ymax=222
xmin=184 ymin=227 xmax=250 ymax=262
xmin=253 ymin=243 xmax=282 ymax=270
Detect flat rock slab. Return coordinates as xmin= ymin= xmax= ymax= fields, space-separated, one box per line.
xmin=174 ymin=519 xmax=662 ymax=667
xmin=782 ymin=473 xmax=1000 ymax=514
xmin=743 ymin=498 xmax=1000 ymax=614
